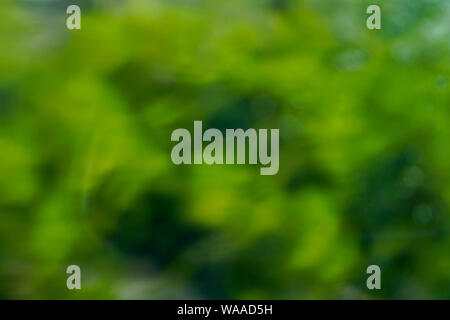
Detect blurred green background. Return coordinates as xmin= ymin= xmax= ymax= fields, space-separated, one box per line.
xmin=0 ymin=0 xmax=449 ymax=299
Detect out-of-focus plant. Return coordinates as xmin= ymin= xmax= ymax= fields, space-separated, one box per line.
xmin=0 ymin=0 xmax=448 ymax=299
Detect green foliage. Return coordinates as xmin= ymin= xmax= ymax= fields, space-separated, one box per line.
xmin=0 ymin=0 xmax=448 ymax=299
